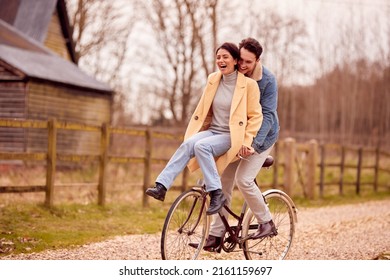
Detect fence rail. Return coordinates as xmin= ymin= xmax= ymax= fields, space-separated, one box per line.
xmin=318 ymin=144 xmax=390 ymax=196
xmin=1 ymin=118 xmax=389 ymax=207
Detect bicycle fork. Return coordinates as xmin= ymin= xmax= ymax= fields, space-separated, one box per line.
xmin=178 ymin=193 xmax=208 ymax=236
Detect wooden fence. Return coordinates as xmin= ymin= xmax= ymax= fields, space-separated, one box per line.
xmin=1 ymin=118 xmax=389 ymax=207
xmin=287 ymin=138 xmax=390 ymax=199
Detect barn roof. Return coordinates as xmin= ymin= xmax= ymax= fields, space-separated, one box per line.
xmin=0 ymin=2 xmax=112 ymax=94
xmin=0 ymin=0 xmax=57 ymax=43
xmin=0 ymin=18 xmax=51 ymax=54
xmin=0 ymin=44 xmax=112 ymax=93
xmin=0 ymin=0 xmax=77 ymax=62
xmin=0 ymin=19 xmax=111 ymax=93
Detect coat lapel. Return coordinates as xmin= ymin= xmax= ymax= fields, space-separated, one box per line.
xmin=230 ymin=72 xmax=246 ymax=116
xmin=203 ymin=72 xmax=221 ymax=113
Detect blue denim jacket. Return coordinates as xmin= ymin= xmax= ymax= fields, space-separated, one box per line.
xmin=252 ymin=65 xmax=279 ymax=153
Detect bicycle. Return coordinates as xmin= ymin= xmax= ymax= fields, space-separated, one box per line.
xmin=160 ymin=156 xmax=298 ymax=260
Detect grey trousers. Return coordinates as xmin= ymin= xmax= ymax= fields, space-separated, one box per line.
xmin=209 ymin=145 xmax=274 ymax=237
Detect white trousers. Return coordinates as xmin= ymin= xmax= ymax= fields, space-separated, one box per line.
xmin=209 ymin=145 xmax=274 ymax=237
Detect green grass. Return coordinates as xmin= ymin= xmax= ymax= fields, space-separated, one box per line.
xmin=1 ymin=190 xmax=389 ymax=257
xmin=0 ymin=202 xmax=169 ymax=256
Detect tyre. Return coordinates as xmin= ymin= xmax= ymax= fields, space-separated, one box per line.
xmin=242 ymin=190 xmax=296 ymax=260
xmin=161 ymin=189 xmax=210 ymax=260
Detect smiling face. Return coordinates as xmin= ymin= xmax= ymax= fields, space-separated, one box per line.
xmin=216 ymin=48 xmax=237 ymax=75
xmin=238 ymin=47 xmax=258 ymax=77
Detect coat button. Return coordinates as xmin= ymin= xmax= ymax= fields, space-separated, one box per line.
xmin=194 ymin=116 xmax=199 ymax=120
xmin=239 ymin=121 xmax=243 ymax=126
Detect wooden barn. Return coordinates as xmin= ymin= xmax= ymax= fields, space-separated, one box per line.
xmin=0 ymin=0 xmax=113 ymax=155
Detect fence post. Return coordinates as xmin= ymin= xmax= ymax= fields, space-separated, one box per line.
xmin=182 ymin=168 xmax=189 ymax=192
xmin=319 ymin=144 xmax=325 ymax=198
xmin=284 ymin=138 xmax=296 ymax=196
xmin=339 ymin=146 xmax=345 ymax=195
xmin=374 ymin=147 xmax=379 ymax=192
xmin=272 ymin=142 xmax=279 ymax=188
xmin=45 ymin=118 xmax=57 ymax=208
xmin=98 ymin=123 xmax=109 ymax=206
xmin=356 ymin=147 xmax=363 ymax=195
xmin=306 ymin=139 xmax=318 ymax=199
xmin=143 ymin=128 xmax=152 ymax=207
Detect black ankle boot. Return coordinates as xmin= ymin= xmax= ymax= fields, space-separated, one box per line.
xmin=145 ymin=182 xmax=167 ymax=201
xmin=188 ymin=235 xmax=222 ymax=253
xmin=250 ymin=220 xmax=278 ymax=239
xmin=206 ymin=189 xmax=226 ymax=215
xmin=203 ymin=235 xmax=222 ymax=252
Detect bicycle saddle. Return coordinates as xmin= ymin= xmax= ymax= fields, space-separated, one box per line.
xmin=262 ymin=156 xmax=274 ymax=168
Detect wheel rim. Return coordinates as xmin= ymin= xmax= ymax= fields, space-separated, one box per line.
xmin=161 ymin=191 xmax=209 ymax=260
xmin=243 ymin=193 xmax=295 ymax=260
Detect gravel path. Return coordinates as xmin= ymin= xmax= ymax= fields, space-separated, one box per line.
xmin=2 ymin=199 xmax=390 ymax=260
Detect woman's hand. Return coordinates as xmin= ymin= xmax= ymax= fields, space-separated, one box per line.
xmin=238 ymin=145 xmax=254 ymax=160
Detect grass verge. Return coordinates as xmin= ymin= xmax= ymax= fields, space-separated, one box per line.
xmin=0 ymin=201 xmax=170 ymax=256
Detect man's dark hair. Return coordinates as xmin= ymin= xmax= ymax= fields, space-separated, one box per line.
xmin=239 ymin=37 xmax=263 ymax=60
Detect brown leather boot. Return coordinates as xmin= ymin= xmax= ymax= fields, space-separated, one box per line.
xmin=250 ymin=220 xmax=277 ymax=239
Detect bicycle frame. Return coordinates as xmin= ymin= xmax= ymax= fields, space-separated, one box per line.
xmin=190 ymin=186 xmax=277 ymax=250
xmin=217 ymin=204 xmax=246 ymax=246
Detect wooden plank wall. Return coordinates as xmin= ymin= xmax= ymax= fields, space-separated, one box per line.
xmin=27 ymin=82 xmax=111 ymax=156
xmin=28 ymin=83 xmax=111 ymax=125
xmin=43 ymin=10 xmax=72 ymax=61
xmin=0 ymin=82 xmax=26 ymax=151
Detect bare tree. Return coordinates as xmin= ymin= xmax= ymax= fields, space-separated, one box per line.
xmin=135 ymin=0 xmax=219 ymax=125
xmin=243 ymin=5 xmax=309 ymax=134
xmin=66 ymin=0 xmax=136 ymax=83
xmin=277 ymin=1 xmax=390 ymax=149
xmin=65 ymin=0 xmax=137 ymax=125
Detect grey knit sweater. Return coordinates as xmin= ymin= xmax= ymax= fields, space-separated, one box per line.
xmin=209 ymin=70 xmax=238 ymax=134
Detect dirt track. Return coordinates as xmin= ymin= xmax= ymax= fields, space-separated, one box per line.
xmin=2 ymin=198 xmax=389 ymax=260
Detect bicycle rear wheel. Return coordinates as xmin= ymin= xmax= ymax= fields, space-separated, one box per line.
xmin=161 ymin=189 xmax=210 ymax=260
xmin=242 ymin=190 xmax=296 ymax=260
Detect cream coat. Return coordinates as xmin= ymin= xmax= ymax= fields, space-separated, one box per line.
xmin=184 ymin=71 xmax=263 ymax=175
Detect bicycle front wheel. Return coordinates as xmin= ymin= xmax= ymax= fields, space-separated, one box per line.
xmin=242 ymin=190 xmax=296 ymax=260
xmin=161 ymin=189 xmax=210 ymax=260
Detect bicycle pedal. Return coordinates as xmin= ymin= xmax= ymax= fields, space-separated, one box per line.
xmin=213 ymin=247 xmax=221 ymax=253
xmin=204 ymin=246 xmax=221 ymax=253
xmin=265 ymin=231 xmax=278 ymax=238
xmin=240 ymin=236 xmax=251 ymax=242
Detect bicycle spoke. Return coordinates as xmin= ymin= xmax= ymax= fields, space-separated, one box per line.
xmin=242 ymin=191 xmax=295 ymax=260
xmin=161 ymin=190 xmax=209 ymax=260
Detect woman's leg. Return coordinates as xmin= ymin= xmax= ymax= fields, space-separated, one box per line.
xmin=193 ymin=133 xmax=231 ymax=192
xmin=155 ymin=130 xmax=214 ymax=190
xmin=235 ymin=145 xmax=274 ymax=223
xmin=209 ymin=160 xmax=239 ymax=237
xmin=194 ymin=133 xmax=231 ymax=215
